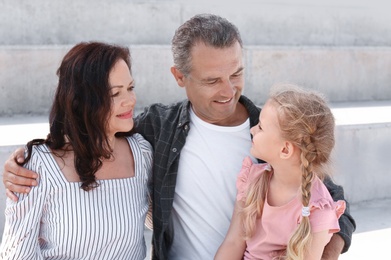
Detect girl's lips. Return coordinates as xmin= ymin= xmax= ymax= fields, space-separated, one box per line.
xmin=117 ymin=111 xmax=133 ymax=119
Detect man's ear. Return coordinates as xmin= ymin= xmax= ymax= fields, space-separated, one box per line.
xmin=171 ymin=66 xmax=186 ymax=87
xmin=280 ymin=141 xmax=294 ymax=159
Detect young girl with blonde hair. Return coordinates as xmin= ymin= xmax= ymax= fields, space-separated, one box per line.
xmin=215 ymin=84 xmax=346 ymax=260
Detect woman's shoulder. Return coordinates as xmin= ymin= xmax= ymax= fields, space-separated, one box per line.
xmin=125 ymin=134 xmax=152 ymax=151
xmin=24 ymin=144 xmax=51 ymax=169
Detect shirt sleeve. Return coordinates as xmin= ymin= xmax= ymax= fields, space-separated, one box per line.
xmin=323 ymin=176 xmax=356 ymax=253
xmin=0 ymin=147 xmax=48 ymax=259
xmin=133 ymin=134 xmax=154 ymax=230
xmin=310 ymin=198 xmax=346 ymax=234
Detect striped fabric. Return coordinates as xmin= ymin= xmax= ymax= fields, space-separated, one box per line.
xmin=0 ymin=133 xmax=153 ymax=260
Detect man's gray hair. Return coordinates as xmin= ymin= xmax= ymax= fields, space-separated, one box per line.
xmin=171 ymin=14 xmax=243 ymax=76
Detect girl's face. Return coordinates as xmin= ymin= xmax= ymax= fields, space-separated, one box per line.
xmin=250 ymin=100 xmax=285 ymax=163
xmin=107 ymin=59 xmax=136 ymax=137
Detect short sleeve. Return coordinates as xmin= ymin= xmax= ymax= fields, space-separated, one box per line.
xmin=130 ymin=133 xmax=153 ymax=180
xmin=310 ymin=198 xmax=346 ymax=234
xmin=236 ymin=157 xmax=271 ymax=202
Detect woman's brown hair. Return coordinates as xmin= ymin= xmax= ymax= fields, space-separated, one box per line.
xmin=18 ymin=42 xmax=132 ymax=191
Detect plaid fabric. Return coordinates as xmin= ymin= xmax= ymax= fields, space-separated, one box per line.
xmin=134 ymin=95 xmax=355 ymax=259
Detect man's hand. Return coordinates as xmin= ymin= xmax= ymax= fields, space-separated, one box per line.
xmin=2 ymin=147 xmax=38 ymax=202
xmin=322 ymin=233 xmax=344 ymax=260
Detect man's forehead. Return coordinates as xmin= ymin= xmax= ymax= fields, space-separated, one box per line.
xmin=189 ymin=43 xmax=243 ymax=76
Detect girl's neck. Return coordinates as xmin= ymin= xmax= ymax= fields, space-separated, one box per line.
xmin=267 ymin=164 xmax=302 ymax=207
xmin=272 ymin=164 xmax=301 ymax=188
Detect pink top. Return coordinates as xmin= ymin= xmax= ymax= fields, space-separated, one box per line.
xmin=237 ymin=157 xmax=346 ymax=260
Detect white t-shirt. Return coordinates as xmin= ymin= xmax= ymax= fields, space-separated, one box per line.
xmin=168 ymin=108 xmax=253 ymax=260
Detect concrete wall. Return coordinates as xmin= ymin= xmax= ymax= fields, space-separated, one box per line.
xmin=333 ymin=121 xmax=391 ymax=203
xmin=1 ymin=0 xmax=391 ymax=115
xmin=1 ymin=0 xmax=391 ymax=46
xmin=1 ymin=46 xmax=391 ymax=115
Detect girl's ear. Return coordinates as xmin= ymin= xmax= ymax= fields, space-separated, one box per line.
xmin=170 ymin=66 xmax=186 ymax=87
xmin=280 ymin=141 xmax=295 ymax=159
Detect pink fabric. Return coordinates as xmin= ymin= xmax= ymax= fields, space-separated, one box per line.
xmin=236 ymin=157 xmax=346 ymax=260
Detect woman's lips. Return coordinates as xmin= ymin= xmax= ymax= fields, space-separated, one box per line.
xmin=117 ymin=110 xmax=133 ymax=119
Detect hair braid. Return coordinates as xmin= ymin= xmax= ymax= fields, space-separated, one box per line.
xmin=268 ymin=84 xmax=336 ymax=259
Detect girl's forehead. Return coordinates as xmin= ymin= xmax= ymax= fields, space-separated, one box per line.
xmin=260 ymin=101 xmax=280 ymax=126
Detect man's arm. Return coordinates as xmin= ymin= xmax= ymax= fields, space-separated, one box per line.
xmin=322 ymin=233 xmax=345 ymax=260
xmin=323 ymin=176 xmax=356 ymax=256
xmin=2 ymin=147 xmax=38 ymax=201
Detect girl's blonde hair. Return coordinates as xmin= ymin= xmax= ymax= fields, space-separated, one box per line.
xmin=241 ymin=84 xmax=335 ymax=259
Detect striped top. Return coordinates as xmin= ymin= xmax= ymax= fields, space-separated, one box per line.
xmin=0 ymin=134 xmax=153 ymax=260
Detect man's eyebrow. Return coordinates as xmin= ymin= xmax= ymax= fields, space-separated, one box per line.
xmin=200 ymin=67 xmax=245 ymax=83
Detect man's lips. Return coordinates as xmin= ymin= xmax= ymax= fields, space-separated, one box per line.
xmin=215 ymin=97 xmax=233 ymax=104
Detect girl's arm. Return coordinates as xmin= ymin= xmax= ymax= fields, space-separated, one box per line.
xmin=305 ymin=230 xmax=332 ymax=260
xmin=214 ymin=201 xmax=246 ymax=260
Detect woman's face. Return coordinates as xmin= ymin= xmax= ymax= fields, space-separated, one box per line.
xmin=106 ymin=59 xmax=136 ymax=137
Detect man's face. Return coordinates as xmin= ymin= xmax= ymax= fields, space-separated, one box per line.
xmin=181 ymin=41 xmax=245 ymax=126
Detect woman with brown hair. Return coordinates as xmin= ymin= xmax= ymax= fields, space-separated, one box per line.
xmin=0 ymin=42 xmax=152 ymax=259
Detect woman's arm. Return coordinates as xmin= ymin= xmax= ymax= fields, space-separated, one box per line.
xmin=0 ymin=150 xmax=45 ymax=259
xmin=214 ymin=201 xmax=246 ymax=260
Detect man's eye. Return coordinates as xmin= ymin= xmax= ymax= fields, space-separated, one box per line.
xmin=207 ymin=80 xmax=218 ymax=85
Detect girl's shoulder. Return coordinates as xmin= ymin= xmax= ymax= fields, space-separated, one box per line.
xmin=309 ymin=177 xmax=346 ymax=227
xmin=236 ymin=157 xmax=271 ymax=201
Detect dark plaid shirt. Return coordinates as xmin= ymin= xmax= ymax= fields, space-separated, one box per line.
xmin=134 ymin=95 xmax=355 ymax=259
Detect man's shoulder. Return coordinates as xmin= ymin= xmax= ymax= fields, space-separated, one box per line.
xmin=147 ymin=100 xmax=185 ymax=112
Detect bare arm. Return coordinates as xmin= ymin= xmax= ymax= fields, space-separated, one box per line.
xmin=305 ymin=230 xmax=332 ymax=260
xmin=2 ymin=147 xmax=38 ymax=201
xmin=214 ymin=201 xmax=246 ymax=260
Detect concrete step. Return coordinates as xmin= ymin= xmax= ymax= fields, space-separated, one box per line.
xmin=1 ymin=45 xmax=391 ymax=115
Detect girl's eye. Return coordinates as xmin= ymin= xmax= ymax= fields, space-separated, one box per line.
xmin=128 ymin=86 xmax=135 ymax=91
xmin=258 ymin=124 xmax=262 ymax=130
xmin=111 ymin=92 xmax=119 ymax=97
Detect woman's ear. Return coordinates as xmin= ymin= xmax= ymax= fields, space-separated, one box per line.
xmin=170 ymin=66 xmax=186 ymax=87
